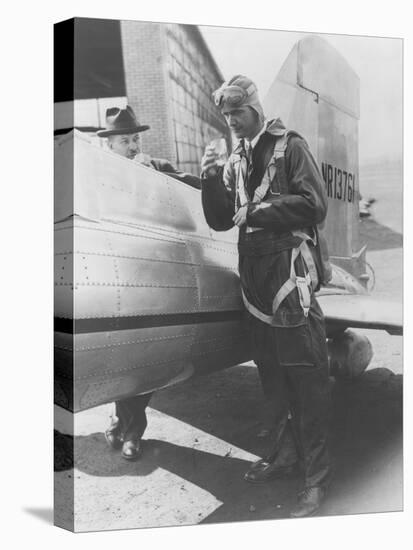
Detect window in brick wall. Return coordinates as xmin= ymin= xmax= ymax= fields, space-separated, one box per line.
xmin=163 ymin=24 xmax=230 ymax=174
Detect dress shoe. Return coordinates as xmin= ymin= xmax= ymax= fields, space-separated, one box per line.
xmin=104 ymin=429 xmax=122 ymax=450
xmin=244 ymin=458 xmax=298 ymax=483
xmin=121 ymin=439 xmax=142 ymax=461
xmin=290 ymin=486 xmax=325 ymax=518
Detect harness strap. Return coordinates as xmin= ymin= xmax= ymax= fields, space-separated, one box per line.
xmin=242 ymin=272 xmax=312 ymax=325
xmin=235 ymin=132 xmax=287 ymax=208
xmin=242 ymin=236 xmax=315 ymax=326
xmin=271 ymin=243 xmax=313 ymax=318
xmin=235 ymin=156 xmax=249 ymax=207
xmin=273 ymin=133 xmax=288 ymax=159
xmin=235 ymin=133 xmax=284 ymax=233
xmin=293 ymin=230 xmax=316 ymax=244
xmin=295 ymin=276 xmax=312 ymax=318
xmin=271 ymin=279 xmax=298 ymax=315
xmin=292 ymin=230 xmax=318 ymax=290
xmin=235 ymin=130 xmax=305 ymax=208
xmin=233 ymin=130 xmax=319 ymax=321
xmin=298 ymin=240 xmax=318 ymax=290
xmin=242 ymin=290 xmax=275 ymax=326
xmin=234 ymin=155 xmax=262 ymax=233
xmin=251 ymin=133 xmax=288 ymax=203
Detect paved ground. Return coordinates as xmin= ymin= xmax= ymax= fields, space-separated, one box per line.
xmin=55 ymin=164 xmax=403 ymax=532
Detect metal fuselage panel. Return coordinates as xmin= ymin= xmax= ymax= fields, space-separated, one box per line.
xmin=55 ymin=320 xmax=250 ymax=412
xmin=54 ymin=133 xmax=250 ymax=411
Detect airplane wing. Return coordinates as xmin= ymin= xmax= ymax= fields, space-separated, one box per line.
xmin=318 ymin=293 xmax=403 ymax=336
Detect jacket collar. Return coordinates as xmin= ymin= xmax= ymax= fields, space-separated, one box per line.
xmin=233 ymin=117 xmax=286 ymax=155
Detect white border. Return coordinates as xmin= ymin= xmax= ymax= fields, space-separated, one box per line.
xmin=1 ymin=1 xmax=410 ymax=549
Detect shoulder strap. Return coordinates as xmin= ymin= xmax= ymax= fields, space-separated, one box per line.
xmin=273 ymin=130 xmax=307 ymax=195
xmin=232 ymin=153 xmax=249 ymax=207
xmin=249 ymin=131 xmax=288 ymax=203
xmin=253 ymin=129 xmax=306 ymax=201
xmin=234 ymin=129 xmax=309 ymax=209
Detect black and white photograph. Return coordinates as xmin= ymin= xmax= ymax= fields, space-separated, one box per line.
xmin=52 ymin=16 xmax=403 ymax=533
xmin=4 ymin=2 xmax=410 ymax=546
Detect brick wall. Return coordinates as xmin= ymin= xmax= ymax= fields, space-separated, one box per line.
xmin=165 ymin=24 xmax=228 ymax=174
xmin=120 ymin=21 xmax=176 ymax=163
xmin=120 ymin=21 xmax=228 ymax=173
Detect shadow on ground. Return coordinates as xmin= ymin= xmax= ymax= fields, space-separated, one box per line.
xmin=23 ymin=507 xmax=54 ymax=524
xmin=56 ymin=364 xmax=402 ymax=521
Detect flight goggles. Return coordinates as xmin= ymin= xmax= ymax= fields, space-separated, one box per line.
xmin=214 ymin=83 xmax=256 ymax=107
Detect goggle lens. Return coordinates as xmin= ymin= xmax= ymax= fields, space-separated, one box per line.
xmin=226 ymin=91 xmax=244 ymax=105
xmin=214 ymin=88 xmax=245 ymax=107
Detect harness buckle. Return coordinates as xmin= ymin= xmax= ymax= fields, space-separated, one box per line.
xmin=295 ymin=276 xmax=311 ymax=317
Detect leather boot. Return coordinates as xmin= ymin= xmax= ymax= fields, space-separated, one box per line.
xmin=290 ymin=486 xmax=325 ymax=518
xmin=121 ymin=439 xmax=142 ymax=461
xmin=244 ymin=457 xmax=298 ymax=483
xmin=104 ymin=429 xmax=122 ymax=450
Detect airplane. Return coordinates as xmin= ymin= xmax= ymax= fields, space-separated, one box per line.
xmin=54 ymin=35 xmax=402 ymax=414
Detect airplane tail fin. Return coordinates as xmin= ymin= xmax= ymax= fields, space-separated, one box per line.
xmin=263 ymin=36 xmax=368 ymax=286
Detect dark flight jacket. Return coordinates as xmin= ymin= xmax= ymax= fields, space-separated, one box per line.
xmin=201 ymin=118 xmax=329 ymax=368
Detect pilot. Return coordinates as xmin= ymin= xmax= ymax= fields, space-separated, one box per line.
xmin=200 ymin=75 xmax=332 ymax=518
xmin=97 ymin=106 xmax=200 ymax=460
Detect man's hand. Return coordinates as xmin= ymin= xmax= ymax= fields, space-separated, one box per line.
xmin=233 ymin=205 xmax=248 ymax=227
xmin=135 ymin=153 xmax=152 ymax=167
xmin=201 ymin=145 xmax=219 ymax=177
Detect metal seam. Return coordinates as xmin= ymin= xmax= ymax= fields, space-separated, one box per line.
xmin=56 ymin=342 xmax=246 ymax=380
xmin=55 ymin=282 xmax=199 ymax=288
xmin=55 ymin=251 xmax=238 ymax=271
xmin=55 ymin=223 xmax=238 ymax=254
xmin=55 ymin=332 xmax=196 ymax=351
xmin=55 ymin=309 xmax=243 ymax=319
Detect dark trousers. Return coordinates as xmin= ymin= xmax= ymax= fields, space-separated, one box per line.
xmin=251 ymin=298 xmax=332 ymax=489
xmin=108 ymin=393 xmax=153 ymax=442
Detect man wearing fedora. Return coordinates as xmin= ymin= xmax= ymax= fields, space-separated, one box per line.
xmin=97 ymin=105 xmax=200 ymax=189
xmin=97 ymin=105 xmax=200 ymax=461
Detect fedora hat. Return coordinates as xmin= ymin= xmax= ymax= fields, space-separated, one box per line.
xmin=97 ymin=105 xmax=150 ymax=137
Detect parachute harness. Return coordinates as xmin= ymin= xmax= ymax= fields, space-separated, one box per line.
xmin=235 ymin=131 xmax=318 ymax=324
